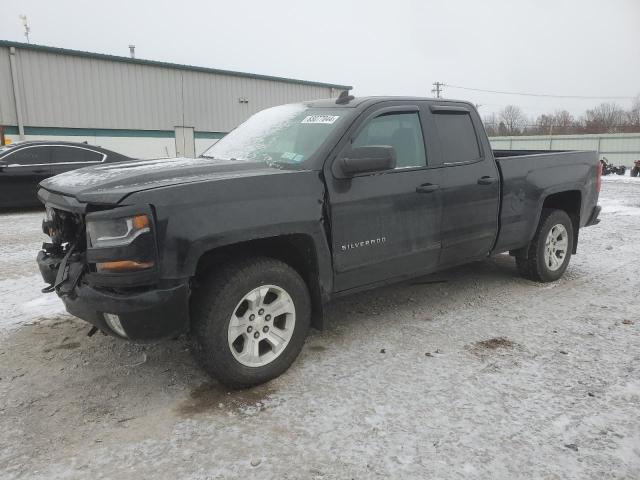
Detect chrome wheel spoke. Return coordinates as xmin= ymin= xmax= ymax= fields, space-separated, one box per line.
xmin=267 ymin=296 xmax=294 ymax=318
xmin=265 ymin=328 xmax=288 ymax=352
xmin=237 ymin=337 xmax=259 ymax=362
xmin=227 ymin=315 xmax=250 ymax=342
xmin=245 ymin=286 xmax=269 ymax=310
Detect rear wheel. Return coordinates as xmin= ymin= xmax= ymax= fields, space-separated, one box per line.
xmin=616 ymin=166 xmax=626 ymax=176
xmin=191 ymin=257 xmax=311 ymax=388
xmin=516 ymin=209 xmax=574 ymax=282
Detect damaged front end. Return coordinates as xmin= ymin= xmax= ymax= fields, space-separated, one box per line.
xmin=38 ymin=205 xmax=86 ymax=294
xmin=36 ymin=189 xmax=189 ymax=340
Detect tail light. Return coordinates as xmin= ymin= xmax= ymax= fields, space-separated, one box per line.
xmin=596 ymin=161 xmax=602 ymax=193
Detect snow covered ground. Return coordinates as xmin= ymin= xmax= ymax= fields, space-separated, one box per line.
xmin=1 ymin=177 xmax=639 ymax=479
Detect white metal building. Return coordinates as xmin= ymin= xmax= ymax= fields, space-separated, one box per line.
xmin=0 ymin=40 xmax=351 ymax=158
xmin=490 ymin=133 xmax=640 ymax=165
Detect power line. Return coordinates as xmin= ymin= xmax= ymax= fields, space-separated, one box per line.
xmin=445 ymin=84 xmax=636 ymax=100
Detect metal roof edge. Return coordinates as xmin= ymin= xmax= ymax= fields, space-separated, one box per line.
xmin=0 ymin=40 xmax=352 ymax=91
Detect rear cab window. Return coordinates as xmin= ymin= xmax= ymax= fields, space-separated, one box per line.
xmin=431 ymin=108 xmax=482 ymax=165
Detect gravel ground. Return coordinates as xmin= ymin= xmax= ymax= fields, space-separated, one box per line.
xmin=1 ymin=176 xmax=639 ymax=480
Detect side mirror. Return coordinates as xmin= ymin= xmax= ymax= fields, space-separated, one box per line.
xmin=338 ymin=146 xmax=396 ymax=176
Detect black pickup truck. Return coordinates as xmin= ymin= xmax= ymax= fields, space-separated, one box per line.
xmin=36 ymin=96 xmax=601 ymax=387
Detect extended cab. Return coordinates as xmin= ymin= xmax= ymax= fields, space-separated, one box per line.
xmin=36 ymin=96 xmax=601 ymax=387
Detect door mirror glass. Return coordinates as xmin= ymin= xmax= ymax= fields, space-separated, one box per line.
xmin=339 ymin=146 xmax=396 ymax=176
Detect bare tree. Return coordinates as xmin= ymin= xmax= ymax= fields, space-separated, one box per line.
xmin=535 ymin=113 xmax=554 ymax=134
xmin=483 ymin=113 xmax=499 ymax=136
xmin=534 ymin=110 xmax=575 ymax=135
xmin=499 ymin=105 xmax=528 ymax=135
xmin=553 ymin=110 xmax=575 ymax=134
xmin=627 ymin=95 xmax=640 ymax=128
xmin=583 ymin=102 xmax=625 ymax=133
xmin=482 ymin=96 xmax=640 ymax=137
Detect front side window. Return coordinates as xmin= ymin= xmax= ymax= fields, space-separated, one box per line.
xmin=432 ymin=112 xmax=481 ymax=164
xmin=3 ymin=147 xmax=49 ymax=165
xmin=352 ymin=112 xmax=427 ymax=169
xmin=202 ymin=104 xmax=348 ymax=168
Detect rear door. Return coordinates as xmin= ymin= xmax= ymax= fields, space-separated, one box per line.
xmin=428 ymin=104 xmax=500 ymax=266
xmin=49 ymin=146 xmax=106 ymax=176
xmin=326 ymin=102 xmax=444 ymax=292
xmin=0 ymin=146 xmax=52 ymax=207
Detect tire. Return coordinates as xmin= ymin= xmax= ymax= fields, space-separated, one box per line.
xmin=616 ymin=166 xmax=626 ymax=176
xmin=631 ymin=167 xmax=639 ymax=178
xmin=190 ymin=257 xmax=311 ymax=388
xmin=515 ymin=209 xmax=574 ymax=282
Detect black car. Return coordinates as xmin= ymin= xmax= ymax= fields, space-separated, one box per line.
xmin=0 ymin=141 xmax=131 ymax=208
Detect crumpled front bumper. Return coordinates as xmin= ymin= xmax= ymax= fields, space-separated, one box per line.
xmin=37 ymin=251 xmax=190 ymax=340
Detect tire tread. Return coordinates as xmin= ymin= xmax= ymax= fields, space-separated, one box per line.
xmin=516 ymin=208 xmax=573 ymax=282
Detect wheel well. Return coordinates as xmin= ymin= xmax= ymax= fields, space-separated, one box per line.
xmin=542 ymin=190 xmax=581 ymax=253
xmin=194 ymin=235 xmax=325 ymax=330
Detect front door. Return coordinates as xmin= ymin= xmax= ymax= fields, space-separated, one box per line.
xmin=327 ymin=104 xmax=443 ymax=292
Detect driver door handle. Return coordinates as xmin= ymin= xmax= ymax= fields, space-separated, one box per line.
xmin=416 ymin=183 xmax=440 ymax=193
xmin=477 ymin=176 xmax=498 ymax=185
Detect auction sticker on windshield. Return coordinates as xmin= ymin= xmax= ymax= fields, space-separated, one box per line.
xmin=301 ymin=115 xmax=340 ymax=124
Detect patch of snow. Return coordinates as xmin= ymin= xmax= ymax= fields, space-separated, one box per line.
xmin=599 ymin=198 xmax=640 ymax=216
xmin=602 ymin=170 xmax=640 ymax=184
xmin=0 ymin=274 xmax=66 ymax=334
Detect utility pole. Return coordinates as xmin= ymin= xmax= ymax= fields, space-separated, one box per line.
xmin=19 ymin=15 xmax=30 ymax=43
xmin=431 ymin=81 xmax=444 ymax=99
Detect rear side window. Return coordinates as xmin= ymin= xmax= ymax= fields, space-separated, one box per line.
xmin=3 ymin=147 xmax=49 ymax=165
xmin=50 ymin=146 xmax=102 ymax=163
xmin=83 ymin=150 xmax=104 ymax=162
xmin=433 ymin=112 xmax=481 ymax=164
xmin=353 ymin=112 xmax=427 ymax=169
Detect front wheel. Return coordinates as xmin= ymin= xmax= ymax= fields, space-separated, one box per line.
xmin=191 ymin=257 xmax=311 ymax=388
xmin=516 ymin=209 xmax=574 ymax=282
xmin=631 ymin=167 xmax=639 ymax=178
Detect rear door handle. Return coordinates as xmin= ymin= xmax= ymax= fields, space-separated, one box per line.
xmin=416 ymin=183 xmax=440 ymax=193
xmin=477 ymin=176 xmax=498 ymax=185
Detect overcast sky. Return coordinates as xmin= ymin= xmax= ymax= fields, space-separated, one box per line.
xmin=1 ymin=0 xmax=638 ymax=120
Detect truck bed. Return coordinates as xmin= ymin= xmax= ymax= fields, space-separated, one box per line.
xmin=492 ymin=149 xmax=600 ymax=254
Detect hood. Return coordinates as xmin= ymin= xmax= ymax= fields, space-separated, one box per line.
xmin=39 ymin=157 xmax=297 ymax=204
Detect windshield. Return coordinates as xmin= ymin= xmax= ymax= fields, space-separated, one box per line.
xmin=202 ymin=104 xmax=347 ymax=168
